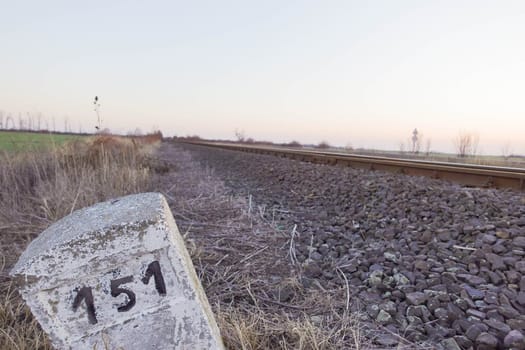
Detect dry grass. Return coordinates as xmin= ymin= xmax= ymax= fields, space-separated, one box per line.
xmin=2 ymin=139 xmax=427 ymax=349
xmin=0 ymin=134 xmax=160 ymax=349
xmin=156 ymin=145 xmax=429 ymax=350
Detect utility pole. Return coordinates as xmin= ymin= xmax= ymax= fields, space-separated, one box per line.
xmin=412 ymin=128 xmax=419 ymax=153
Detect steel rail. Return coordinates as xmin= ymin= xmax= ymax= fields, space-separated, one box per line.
xmin=181 ymin=141 xmax=525 ymax=191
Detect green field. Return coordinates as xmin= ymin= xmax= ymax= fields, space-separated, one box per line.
xmin=0 ymin=131 xmax=85 ymax=152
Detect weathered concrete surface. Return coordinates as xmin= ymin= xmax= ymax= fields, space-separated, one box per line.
xmin=11 ymin=192 xmax=224 ymax=349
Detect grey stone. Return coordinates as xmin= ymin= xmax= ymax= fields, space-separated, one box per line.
xmin=458 ymin=273 xmax=487 ymax=285
xmin=514 ymin=237 xmax=525 ymax=249
xmin=518 ymin=292 xmax=525 ymax=306
xmin=366 ymin=304 xmax=380 ymax=318
xmin=414 ymin=260 xmax=430 ymax=271
xmin=310 ymin=315 xmax=323 ymax=325
xmin=498 ymin=305 xmax=520 ymax=319
xmin=304 ymin=262 xmax=322 ymax=278
xmin=453 ymin=297 xmax=469 ymax=311
xmin=482 ymin=234 xmax=498 ymax=244
xmin=369 ymin=263 xmax=384 ymax=272
xmin=406 ymin=292 xmax=427 ymax=306
xmin=508 ymin=319 xmax=525 ymax=330
xmin=318 ymin=244 xmax=329 ymax=255
xmin=486 ymin=253 xmax=506 ymax=270
xmin=485 ymin=318 xmax=511 ymax=334
xmin=463 ymin=225 xmax=475 ymax=234
xmin=496 ymin=231 xmax=510 ymax=239
xmin=393 ymin=273 xmax=409 ymax=286
xmin=310 ymin=251 xmax=323 ymax=261
xmin=434 ymin=307 xmax=449 ymax=321
xmin=484 ymin=291 xmax=498 ymax=305
xmin=492 ymin=244 xmax=507 ymax=254
xmin=466 ymin=323 xmax=489 ymax=341
xmin=367 ymin=270 xmax=383 ymax=287
xmin=427 ymin=298 xmax=441 ymax=312
xmin=420 ymin=231 xmax=433 ymax=243
xmin=463 ymin=284 xmax=485 ymax=300
xmin=447 ymin=302 xmax=465 ymax=321
xmin=374 ymin=333 xmax=399 ymax=346
xmin=380 ymin=301 xmax=397 ymax=315
xmin=476 ymin=332 xmax=499 ymax=349
xmin=440 ymin=338 xmax=461 ymax=350
xmin=508 ymin=271 xmax=522 ymax=284
xmin=504 ymin=330 xmax=525 ymax=349
xmin=466 ymin=309 xmax=486 ymax=320
xmin=376 ymin=310 xmax=393 ymax=324
xmin=383 ymin=251 xmax=398 ymax=263
xmin=487 ymin=309 xmax=505 ymax=323
xmin=488 ymin=271 xmax=504 ymax=285
xmin=454 ymin=335 xmax=473 ymax=349
xmin=407 ymin=315 xmax=423 ymax=327
xmin=438 ymin=231 xmax=452 ymax=241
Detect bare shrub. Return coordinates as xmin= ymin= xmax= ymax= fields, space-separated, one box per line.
xmin=425 ymin=138 xmax=432 ymax=156
xmin=285 ymin=140 xmax=302 ymax=148
xmin=502 ymin=142 xmax=512 ymax=160
xmin=454 ymin=131 xmax=479 ymax=158
xmin=316 ymin=141 xmax=330 ymax=149
xmin=399 ymin=141 xmax=406 ymax=154
xmin=0 ymin=134 xmax=158 ymax=348
xmin=235 ymin=128 xmax=246 ymax=142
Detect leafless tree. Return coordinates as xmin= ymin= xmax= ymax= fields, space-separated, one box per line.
xmin=5 ymin=114 xmax=15 ymax=129
xmin=234 ymin=128 xmax=246 ymax=142
xmin=415 ymin=133 xmax=424 ymax=154
xmin=18 ymin=113 xmax=24 ymax=130
xmin=399 ymin=141 xmax=406 ymax=154
xmin=37 ymin=112 xmax=42 ymax=130
xmin=501 ymin=142 xmax=513 ymax=161
xmin=425 ymin=138 xmax=432 ymax=156
xmin=317 ymin=141 xmax=331 ymax=149
xmin=27 ymin=112 xmax=33 ymax=130
xmin=454 ymin=131 xmax=479 ymax=158
xmin=0 ymin=111 xmax=3 ymax=129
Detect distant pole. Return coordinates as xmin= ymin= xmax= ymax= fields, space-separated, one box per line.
xmin=412 ymin=128 xmax=418 ymax=153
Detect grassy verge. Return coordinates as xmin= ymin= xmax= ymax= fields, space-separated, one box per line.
xmin=3 ymin=139 xmax=422 ymax=349
xmin=0 ymin=134 xmax=160 ymax=349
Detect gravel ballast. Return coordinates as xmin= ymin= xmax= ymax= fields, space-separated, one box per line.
xmin=180 ymin=143 xmax=525 ymax=349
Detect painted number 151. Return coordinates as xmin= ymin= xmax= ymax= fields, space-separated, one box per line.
xmin=72 ymin=260 xmax=166 ymax=324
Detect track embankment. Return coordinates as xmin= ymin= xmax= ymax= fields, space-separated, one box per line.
xmin=185 ymin=141 xmax=525 ymax=191
xmin=180 ymin=142 xmax=525 ymax=349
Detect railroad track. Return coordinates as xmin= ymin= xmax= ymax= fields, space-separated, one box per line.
xmin=182 ymin=141 xmax=525 ymax=191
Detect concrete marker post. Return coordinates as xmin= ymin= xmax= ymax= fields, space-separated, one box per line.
xmin=10 ymin=192 xmax=224 ymax=349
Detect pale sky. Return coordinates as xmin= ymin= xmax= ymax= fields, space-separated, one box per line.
xmin=1 ymin=0 xmax=524 ymax=154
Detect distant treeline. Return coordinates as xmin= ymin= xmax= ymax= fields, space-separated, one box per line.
xmin=173 ymin=135 xmax=305 ymax=148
